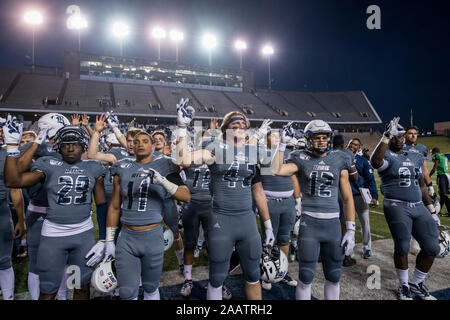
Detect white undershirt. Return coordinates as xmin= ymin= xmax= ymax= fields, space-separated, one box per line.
xmin=41 ymin=216 xmax=93 ymax=237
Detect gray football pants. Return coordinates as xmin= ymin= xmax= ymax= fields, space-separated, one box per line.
xmin=0 ymin=202 xmax=13 ymax=270
xmin=260 ymin=197 xmax=296 ymax=246
xmin=354 ymin=195 xmax=372 ymax=251
xmin=182 ymin=200 xmax=210 ymax=250
xmin=383 ymin=199 xmax=440 ymax=256
xmin=207 ymin=211 xmax=261 ymax=287
xmin=37 ymin=228 xmax=95 ymax=294
xmin=297 ymin=214 xmax=344 ymax=284
xmin=115 ymin=225 xmax=164 ymax=300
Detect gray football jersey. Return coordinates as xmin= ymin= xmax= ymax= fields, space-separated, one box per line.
xmin=184 ymin=165 xmax=211 ymax=203
xmin=0 ymin=149 xmax=9 ymax=203
xmin=20 ymin=142 xmax=63 ymax=208
xmin=403 ymin=144 xmax=428 ymax=158
xmin=111 ymin=155 xmax=180 ymax=226
xmin=260 ymin=149 xmax=293 ymax=193
xmin=104 ymin=147 xmax=133 ymax=196
xmin=202 ymin=139 xmax=268 ymax=215
xmin=31 ymin=157 xmax=106 ymax=224
xmin=378 ymin=150 xmax=424 ymax=202
xmin=288 ymin=150 xmax=352 ymax=214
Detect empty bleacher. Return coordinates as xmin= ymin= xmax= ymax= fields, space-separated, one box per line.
xmin=0 ymin=68 xmax=20 ymax=99
xmin=255 ymin=89 xmax=309 ymax=118
xmin=151 ymin=86 xmax=203 ymax=115
xmin=190 ymin=89 xmax=238 ymax=117
xmin=223 ymin=91 xmax=281 ymax=119
xmin=279 ymin=91 xmax=336 ymax=122
xmin=6 ymin=73 xmax=63 ymax=109
xmin=113 ymin=83 xmax=159 ymax=114
xmin=64 ymin=79 xmax=110 ymax=112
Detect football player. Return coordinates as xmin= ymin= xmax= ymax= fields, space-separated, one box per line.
xmin=403 ymin=126 xmax=435 ymax=199
xmin=370 ymin=117 xmax=440 ymax=300
xmin=105 ymin=130 xmax=190 ymax=300
xmin=175 ymin=99 xmax=275 ymax=300
xmin=14 ymin=113 xmax=73 ymax=300
xmin=430 ymin=147 xmax=450 ymax=215
xmin=253 ymin=125 xmax=299 ymax=290
xmin=4 ymin=120 xmax=107 ymax=300
xmin=0 ymin=116 xmax=25 ymax=300
xmin=271 ymin=120 xmax=356 ymax=300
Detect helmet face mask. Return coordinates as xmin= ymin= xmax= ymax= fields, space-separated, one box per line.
xmin=53 ymin=126 xmax=89 ymax=154
xmin=304 ymin=120 xmax=333 ymax=154
xmin=91 ymin=256 xmax=118 ymax=293
xmin=260 ymin=246 xmax=288 ymax=283
xmin=437 ymin=227 xmax=450 ymax=259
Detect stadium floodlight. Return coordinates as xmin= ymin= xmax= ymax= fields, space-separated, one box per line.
xmin=66 ymin=13 xmax=88 ymax=51
xmin=152 ymin=27 xmax=166 ymax=60
xmin=234 ymin=40 xmax=247 ymax=69
xmin=262 ymin=44 xmax=274 ymax=89
xmin=24 ymin=10 xmax=43 ymax=70
xmin=112 ymin=22 xmax=130 ymax=56
xmin=169 ymin=30 xmax=183 ymax=62
xmin=202 ymin=33 xmax=217 ymax=66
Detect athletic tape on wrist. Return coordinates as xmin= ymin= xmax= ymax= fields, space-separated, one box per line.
xmin=381 ymin=136 xmax=390 ymax=145
xmin=263 ymin=219 xmax=273 ymax=230
xmin=6 ymin=145 xmax=19 ymax=154
xmin=278 ymin=143 xmax=286 ymax=152
xmin=161 ymin=178 xmax=179 ymax=195
xmin=112 ymin=126 xmax=123 ymax=138
xmin=177 ymin=127 xmax=187 ymax=138
xmin=346 ymin=221 xmax=356 ymax=231
xmin=427 ymin=204 xmax=436 ymax=214
xmin=106 ymin=226 xmax=118 ymax=242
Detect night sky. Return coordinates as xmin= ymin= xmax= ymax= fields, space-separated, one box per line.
xmin=0 ymin=0 xmax=449 ymax=130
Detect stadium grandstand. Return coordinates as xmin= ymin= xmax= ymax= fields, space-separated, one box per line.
xmin=0 ymin=50 xmax=382 ymax=135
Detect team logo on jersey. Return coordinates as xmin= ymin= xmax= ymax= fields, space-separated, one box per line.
xmin=49 ymin=159 xmax=63 ymax=166
xmin=120 ymin=163 xmax=132 ymax=168
xmin=299 ymin=153 xmax=310 ymax=160
xmin=313 ymin=161 xmax=330 ymax=171
xmin=65 ymin=168 xmax=85 ymax=174
xmin=402 ymin=161 xmax=414 ymax=167
xmin=121 ymin=150 xmax=129 ymax=156
xmin=47 ymin=146 xmax=53 ymax=153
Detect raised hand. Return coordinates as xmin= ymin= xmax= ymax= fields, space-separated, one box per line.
xmin=280 ymin=121 xmax=296 ymax=145
xmin=176 ymin=98 xmax=195 ymax=128
xmin=106 ymin=111 xmax=120 ymax=129
xmin=71 ymin=114 xmax=81 ymax=126
xmin=3 ymin=114 xmax=23 ymax=145
xmin=95 ymin=114 xmax=107 ymax=133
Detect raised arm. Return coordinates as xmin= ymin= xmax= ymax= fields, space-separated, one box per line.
xmin=270 ymin=122 xmax=299 ymax=176
xmin=81 ymin=114 xmax=94 ymax=137
xmin=248 ymin=119 xmax=272 ymax=145
xmin=371 ymin=117 xmax=405 ymax=169
xmin=106 ymin=111 xmax=127 ymax=149
xmin=87 ymin=114 xmax=117 ymax=165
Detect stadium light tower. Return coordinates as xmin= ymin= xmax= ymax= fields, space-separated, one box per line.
xmin=170 ymin=29 xmax=183 ymax=63
xmin=66 ymin=12 xmax=88 ymax=51
xmin=202 ymin=33 xmax=217 ymax=66
xmin=262 ymin=44 xmax=274 ymax=90
xmin=234 ymin=40 xmax=247 ymax=69
xmin=24 ymin=10 xmax=43 ymax=70
xmin=112 ymin=22 xmax=130 ymax=56
xmin=152 ymin=27 xmax=166 ymax=60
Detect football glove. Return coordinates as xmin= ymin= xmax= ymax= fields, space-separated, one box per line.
xmin=264 ymin=228 xmax=275 ymax=247
xmin=106 ymin=111 xmax=120 ymax=129
xmin=104 ymin=241 xmax=116 ymax=260
xmin=427 ymin=183 xmax=435 ymax=198
xmin=34 ymin=125 xmax=50 ymax=145
xmin=281 ymin=121 xmax=296 ymax=145
xmin=3 ymin=114 xmax=23 ymax=145
xmin=176 ymin=98 xmax=195 ymax=128
xmin=383 ymin=117 xmax=405 ymax=139
xmin=341 ymin=230 xmax=355 ymax=256
xmin=85 ymin=241 xmax=105 ymax=267
xmin=149 ymin=168 xmax=178 ymax=195
xmin=252 ymin=119 xmax=273 ymax=141
xmin=0 ymin=117 xmax=6 ymax=126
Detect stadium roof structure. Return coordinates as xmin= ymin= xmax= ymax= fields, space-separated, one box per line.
xmin=0 ymin=65 xmax=381 ymax=126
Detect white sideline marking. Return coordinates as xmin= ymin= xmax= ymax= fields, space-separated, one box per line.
xmin=371 ymin=233 xmax=385 ymax=239
xmin=369 ymin=210 xmax=384 ymax=215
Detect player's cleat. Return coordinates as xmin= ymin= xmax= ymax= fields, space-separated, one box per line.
xmin=281 ymin=274 xmax=297 ymax=287
xmin=342 ymin=255 xmax=356 ymax=267
xmin=222 ymin=286 xmax=232 ymax=300
xmin=228 ymin=263 xmax=242 ymax=276
xmin=180 ymin=279 xmax=193 ymax=297
xmin=261 ymin=280 xmax=272 ymax=290
xmin=194 ymin=244 xmax=203 ymax=258
xmin=397 ymin=285 xmax=413 ymax=300
xmin=363 ymin=249 xmax=371 ymax=259
xmin=16 ymin=245 xmax=28 ymax=258
xmin=408 ymin=282 xmax=437 ymax=300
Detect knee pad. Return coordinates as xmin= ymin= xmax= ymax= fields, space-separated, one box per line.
xmin=119 ymin=286 xmax=139 ymax=300
xmin=209 ymin=268 xmax=227 ymax=288
xmin=389 ymin=221 xmax=411 ymax=255
xmin=323 ymin=268 xmax=342 ymax=283
xmin=277 ymin=234 xmax=290 ymax=247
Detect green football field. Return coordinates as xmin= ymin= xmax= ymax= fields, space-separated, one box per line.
xmin=11 ymin=136 xmax=450 ymax=294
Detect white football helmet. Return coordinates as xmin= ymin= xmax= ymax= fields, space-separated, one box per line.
xmin=163 ymin=227 xmax=174 ymax=252
xmin=260 ymin=246 xmax=288 ymax=283
xmin=38 ymin=113 xmax=70 ymax=139
xmin=437 ymin=227 xmax=450 ymax=259
xmin=91 ymin=256 xmax=118 ymax=293
xmin=434 ymin=197 xmax=441 ymax=215
xmin=304 ymin=119 xmax=333 ymax=154
xmin=106 ymin=133 xmax=120 ymax=146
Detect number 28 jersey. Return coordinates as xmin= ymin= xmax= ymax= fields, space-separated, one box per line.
xmin=111 ymin=155 xmax=180 ymax=226
xmin=288 ymin=150 xmax=352 ymax=215
xmin=31 ymin=157 xmax=106 ymax=224
xmin=377 ymin=150 xmax=424 ymax=202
